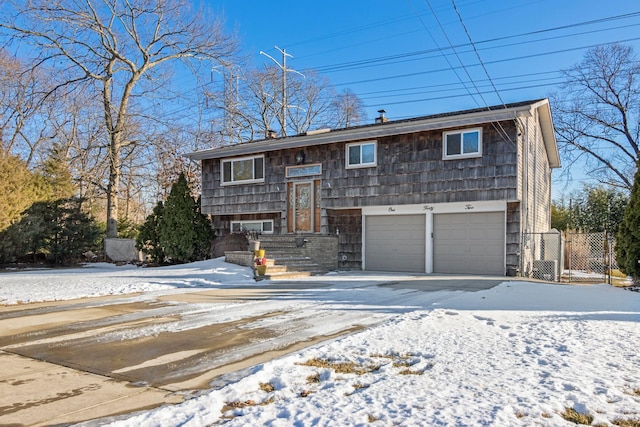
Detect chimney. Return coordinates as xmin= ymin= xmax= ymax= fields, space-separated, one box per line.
xmin=375 ymin=109 xmax=388 ymax=124
xmin=267 ymin=129 xmax=277 ymax=139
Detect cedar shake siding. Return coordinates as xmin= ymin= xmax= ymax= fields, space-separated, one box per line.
xmin=190 ymin=99 xmax=560 ymax=276
xmin=201 ymin=122 xmax=519 ymax=218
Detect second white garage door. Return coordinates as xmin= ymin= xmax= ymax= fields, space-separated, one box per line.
xmin=365 ymin=215 xmax=426 ymax=273
xmin=433 ymin=212 xmax=505 ymax=275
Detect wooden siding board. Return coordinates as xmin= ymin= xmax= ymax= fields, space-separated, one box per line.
xmin=327 ymin=209 xmax=362 ymax=270
xmin=202 ymin=121 xmax=520 ymax=227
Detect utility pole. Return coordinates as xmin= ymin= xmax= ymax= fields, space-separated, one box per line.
xmin=211 ymin=64 xmax=241 ymax=144
xmin=260 ymin=46 xmax=303 ymax=137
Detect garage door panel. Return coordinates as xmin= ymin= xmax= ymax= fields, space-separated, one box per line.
xmin=433 ymin=212 xmax=504 ymax=275
xmin=365 ymin=215 xmax=425 ymax=273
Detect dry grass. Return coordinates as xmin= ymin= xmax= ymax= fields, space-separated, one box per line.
xmin=224 ymin=396 xmax=275 ymax=409
xmin=623 ymin=388 xmax=640 ymax=397
xmin=371 ymin=352 xmax=413 ymax=360
xmin=371 ymin=352 xmax=431 ymax=373
xmin=561 ymin=407 xmax=594 ymax=425
xmin=612 ymin=418 xmax=640 ymax=427
xmin=370 ymin=353 xmax=395 ymax=359
xmin=610 ymin=269 xmax=628 ymax=278
xmin=398 ymin=368 xmax=424 ymax=375
xmin=298 ymin=357 xmax=379 ymax=375
xmin=306 ymin=373 xmax=321 ymax=384
xmin=515 ymin=411 xmax=526 ymax=419
xmin=259 ymin=382 xmax=275 ymax=393
xmin=352 ymin=382 xmax=369 ymax=390
xmin=367 ymin=414 xmax=380 ymax=422
xmin=541 ymin=412 xmax=552 ymax=419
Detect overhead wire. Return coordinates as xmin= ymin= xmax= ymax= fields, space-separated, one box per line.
xmin=418 ymin=0 xmax=513 ymax=143
xmin=412 ymin=0 xmax=483 ymax=107
xmin=333 ymin=36 xmax=640 ymax=87
xmin=149 ymin=8 xmax=640 ymax=125
xmin=304 ymin=11 xmax=640 ymax=73
xmin=449 ymin=0 xmax=513 ymax=143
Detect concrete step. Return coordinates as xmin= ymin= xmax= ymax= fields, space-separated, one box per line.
xmin=251 ymin=234 xmax=336 ymax=279
xmin=261 ymin=271 xmax=314 ymax=281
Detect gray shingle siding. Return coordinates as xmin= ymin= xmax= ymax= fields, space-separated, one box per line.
xmin=201 ymin=121 xmax=519 ymax=217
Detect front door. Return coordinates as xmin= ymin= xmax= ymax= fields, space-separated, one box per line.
xmin=293 ymin=182 xmax=313 ymax=232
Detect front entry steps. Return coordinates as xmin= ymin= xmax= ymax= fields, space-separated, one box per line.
xmin=225 ymin=234 xmax=338 ymax=281
xmin=257 ymin=234 xmax=336 ymax=280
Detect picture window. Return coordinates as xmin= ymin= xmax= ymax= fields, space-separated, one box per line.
xmin=222 ymin=155 xmax=264 ymax=184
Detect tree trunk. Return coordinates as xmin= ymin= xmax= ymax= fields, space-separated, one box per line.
xmin=106 ymin=139 xmax=120 ymax=238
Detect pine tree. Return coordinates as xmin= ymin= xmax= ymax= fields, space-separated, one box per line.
xmin=193 ymin=196 xmax=215 ymax=260
xmin=158 ymin=173 xmax=213 ymax=263
xmin=40 ymin=144 xmax=75 ymax=200
xmin=616 ymin=163 xmax=640 ymax=283
xmin=0 ymin=198 xmax=100 ymax=264
xmin=136 ymin=201 xmax=166 ymax=264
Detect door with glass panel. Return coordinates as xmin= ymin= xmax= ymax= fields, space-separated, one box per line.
xmin=293 ymin=182 xmax=313 ymax=232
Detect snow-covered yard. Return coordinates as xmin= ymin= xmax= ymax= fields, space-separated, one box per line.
xmin=1 ymin=260 xmax=638 ymax=426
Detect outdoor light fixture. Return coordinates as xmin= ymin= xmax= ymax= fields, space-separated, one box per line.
xmin=295 ymin=150 xmax=305 ymax=164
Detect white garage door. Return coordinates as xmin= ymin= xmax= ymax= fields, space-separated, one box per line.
xmin=365 ymin=215 xmax=426 ymax=273
xmin=433 ymin=212 xmax=505 ymax=275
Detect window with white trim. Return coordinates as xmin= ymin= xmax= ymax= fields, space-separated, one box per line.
xmin=443 ymin=128 xmax=482 ymax=159
xmin=346 ymin=140 xmax=377 ymax=168
xmin=231 ymin=220 xmax=274 ymax=234
xmin=222 ymin=155 xmax=264 ymax=184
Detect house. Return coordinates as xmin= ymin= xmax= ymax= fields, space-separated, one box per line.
xmin=187 ymin=99 xmax=560 ymax=276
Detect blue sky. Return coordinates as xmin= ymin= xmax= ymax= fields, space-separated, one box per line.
xmin=205 ymin=0 xmax=640 ymax=120
xmin=201 ymin=0 xmax=640 ymax=197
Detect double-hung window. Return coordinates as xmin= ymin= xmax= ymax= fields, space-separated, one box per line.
xmin=443 ymin=128 xmax=482 ymax=159
xmin=222 ymin=155 xmax=264 ymax=185
xmin=346 ymin=140 xmax=377 ymax=168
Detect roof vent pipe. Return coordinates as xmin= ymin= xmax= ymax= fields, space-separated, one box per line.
xmin=375 ymin=109 xmax=388 ymax=124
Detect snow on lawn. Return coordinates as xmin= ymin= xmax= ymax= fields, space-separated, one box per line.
xmin=0 ymin=259 xmax=256 ymax=305
xmin=2 ymin=260 xmax=638 ymax=426
xmin=100 ymin=281 xmax=640 ymax=427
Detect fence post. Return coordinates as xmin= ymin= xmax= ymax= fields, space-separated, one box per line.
xmin=568 ymin=231 xmax=572 ymax=283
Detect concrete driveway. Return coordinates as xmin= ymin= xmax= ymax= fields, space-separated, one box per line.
xmin=0 ymin=274 xmax=506 ymax=425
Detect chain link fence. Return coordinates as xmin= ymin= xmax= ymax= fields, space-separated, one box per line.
xmin=564 ymin=232 xmax=618 ymax=283
xmin=520 ymin=230 xmax=631 ymax=286
xmin=522 ymin=231 xmax=619 ymax=284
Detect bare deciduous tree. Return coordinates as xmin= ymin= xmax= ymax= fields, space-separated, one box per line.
xmin=0 ymin=50 xmax=60 ymax=164
xmin=287 ymin=71 xmax=336 ymax=135
xmin=331 ymin=89 xmax=367 ymax=128
xmin=208 ymin=65 xmax=367 ymax=143
xmin=552 ymin=43 xmax=639 ymax=191
xmin=1 ymin=0 xmax=236 ymax=237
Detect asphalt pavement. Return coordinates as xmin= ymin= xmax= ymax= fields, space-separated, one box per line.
xmin=0 ymin=275 xmax=507 ymax=426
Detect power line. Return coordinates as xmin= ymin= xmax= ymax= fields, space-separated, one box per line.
xmin=305 ymin=12 xmax=640 ymax=74
xmin=450 ymin=0 xmax=508 ymax=113
xmin=361 ymin=81 xmax=565 ymax=110
xmin=333 ymin=36 xmax=640 ymax=87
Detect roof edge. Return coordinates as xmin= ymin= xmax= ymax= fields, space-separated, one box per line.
xmin=186 ymin=99 xmax=555 ymax=161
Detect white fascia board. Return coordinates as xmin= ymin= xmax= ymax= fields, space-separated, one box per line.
xmin=361 ymin=200 xmax=507 ymax=216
